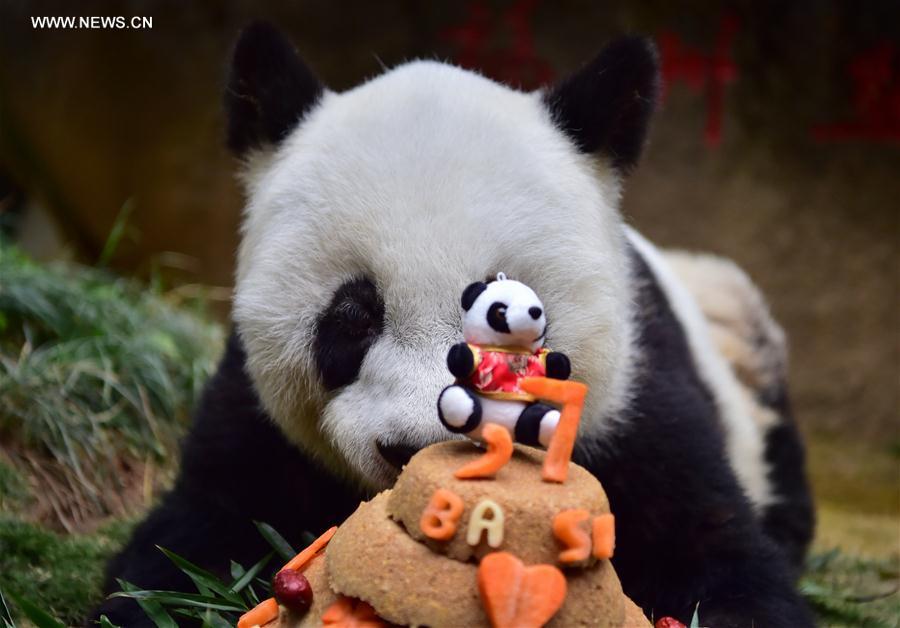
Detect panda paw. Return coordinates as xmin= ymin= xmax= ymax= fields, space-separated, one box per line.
xmin=446 ymin=342 xmax=475 ymax=378
xmin=545 ymin=351 xmax=571 ymax=380
xmin=438 ymin=385 xmax=481 ymax=433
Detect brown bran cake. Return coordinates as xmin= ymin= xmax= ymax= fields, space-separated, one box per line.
xmin=245 ymin=441 xmax=650 ymax=628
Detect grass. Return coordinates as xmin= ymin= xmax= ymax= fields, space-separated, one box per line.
xmin=801 ymin=549 xmax=900 ymax=627
xmin=0 ymin=243 xmax=223 ymax=530
xmin=0 ymin=517 xmax=134 ymax=626
xmin=0 ymin=243 xmax=224 ymax=625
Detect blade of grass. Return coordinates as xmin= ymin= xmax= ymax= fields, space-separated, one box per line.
xmin=0 ymin=587 xmax=14 ymax=628
xmin=97 ymin=199 xmax=135 ymax=267
xmin=4 ymin=591 xmax=65 ymax=628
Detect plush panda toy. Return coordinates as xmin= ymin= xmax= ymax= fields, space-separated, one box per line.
xmin=93 ymin=22 xmax=815 ymax=628
xmin=438 ymin=274 xmax=571 ymax=448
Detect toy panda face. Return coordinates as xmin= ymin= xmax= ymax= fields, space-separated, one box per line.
xmin=462 ymin=279 xmax=547 ymax=352
xmin=227 ymin=24 xmax=657 ymax=489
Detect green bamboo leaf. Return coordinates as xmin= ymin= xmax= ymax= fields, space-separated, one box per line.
xmin=135 ymin=598 xmax=177 ymax=628
xmin=689 ymin=603 xmax=700 ymax=628
xmin=118 ymin=581 xmax=178 ymax=628
xmin=298 ymin=530 xmax=316 ymax=547
xmin=109 ymin=590 xmax=246 ymax=613
xmin=156 ymin=546 xmax=242 ymax=604
xmin=171 ymin=607 xmax=239 ymax=628
xmin=98 ymin=615 xmax=122 ymax=628
xmin=246 ymin=583 xmax=261 ymax=606
xmin=254 ymin=521 xmax=296 ymax=562
xmin=230 ymin=552 xmax=274 ymax=594
xmin=200 ymin=609 xmax=235 ymax=628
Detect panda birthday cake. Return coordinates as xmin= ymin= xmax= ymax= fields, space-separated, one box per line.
xmin=237 ymin=278 xmax=650 ymax=628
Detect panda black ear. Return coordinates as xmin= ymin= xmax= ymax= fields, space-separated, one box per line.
xmin=461 ymin=281 xmax=488 ymax=311
xmin=543 ymin=36 xmax=659 ymax=172
xmin=225 ymin=21 xmax=324 ymax=156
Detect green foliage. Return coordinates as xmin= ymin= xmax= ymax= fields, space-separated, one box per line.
xmin=0 ymin=461 xmax=30 ymax=512
xmin=3 ymin=590 xmax=66 ymax=628
xmin=0 ymin=517 xmax=132 ymax=625
xmin=111 ymin=546 xmax=277 ymax=627
xmin=0 ymin=246 xmax=225 ymax=625
xmin=801 ymin=548 xmax=900 ymax=627
xmin=106 ymin=522 xmax=302 ymax=626
xmin=689 ymin=603 xmax=700 ymax=627
xmin=253 ymin=520 xmax=297 ymax=562
xmin=0 ymin=244 xmax=223 ymax=522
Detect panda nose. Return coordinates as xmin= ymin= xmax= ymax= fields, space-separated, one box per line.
xmin=528 ymin=306 xmax=543 ymax=320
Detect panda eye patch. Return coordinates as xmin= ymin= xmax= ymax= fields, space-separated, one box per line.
xmin=314 ymin=277 xmax=385 ymax=390
xmin=334 ymin=300 xmax=378 ymax=338
xmin=487 ymin=302 xmax=511 ymax=333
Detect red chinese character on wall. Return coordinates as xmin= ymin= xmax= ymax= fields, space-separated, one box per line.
xmin=442 ymin=0 xmax=554 ymax=90
xmin=656 ymin=16 xmax=740 ymax=147
xmin=811 ymin=42 xmax=900 ymax=143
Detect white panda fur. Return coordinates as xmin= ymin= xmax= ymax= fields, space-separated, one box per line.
xmin=628 ymin=230 xmax=774 ymax=509
xmin=233 ymin=59 xmax=636 ymax=489
xmin=663 ymin=249 xmax=788 ymax=399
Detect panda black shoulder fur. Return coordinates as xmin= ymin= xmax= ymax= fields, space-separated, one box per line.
xmin=93 ymin=22 xmax=814 ymax=627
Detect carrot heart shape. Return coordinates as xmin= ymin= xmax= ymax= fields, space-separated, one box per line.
xmin=477 ymin=551 xmax=567 ymax=628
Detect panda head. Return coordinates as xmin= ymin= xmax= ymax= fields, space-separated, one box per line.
xmin=461 ymin=275 xmax=547 ymax=352
xmin=226 ymin=22 xmax=658 ymax=489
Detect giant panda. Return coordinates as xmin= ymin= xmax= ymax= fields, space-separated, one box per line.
xmin=93 ymin=22 xmax=814 ymax=627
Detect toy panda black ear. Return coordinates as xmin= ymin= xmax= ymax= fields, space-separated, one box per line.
xmin=543 ymin=37 xmax=659 ymax=172
xmin=225 ymin=21 xmax=324 ymax=156
xmin=461 ymin=281 xmax=488 ymax=311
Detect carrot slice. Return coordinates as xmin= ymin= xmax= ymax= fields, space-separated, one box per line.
xmin=281 ymin=525 xmax=337 ymax=572
xmin=237 ymin=597 xmax=278 ymax=628
xmin=592 ymin=513 xmax=616 ymax=559
xmin=478 ymin=552 xmax=523 ymax=627
xmin=420 ymin=488 xmax=465 ymax=540
xmin=322 ymin=596 xmax=354 ymax=624
xmin=454 ymin=423 xmax=514 ymax=479
xmin=477 ymin=551 xmax=567 ymax=628
xmin=552 ymin=509 xmax=591 ymax=564
xmin=518 ymin=377 xmax=588 ymax=483
xmin=322 ymin=596 xmax=385 ymax=627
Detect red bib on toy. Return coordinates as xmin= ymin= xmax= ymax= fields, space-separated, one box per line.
xmin=467 ymin=345 xmax=549 ymax=401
